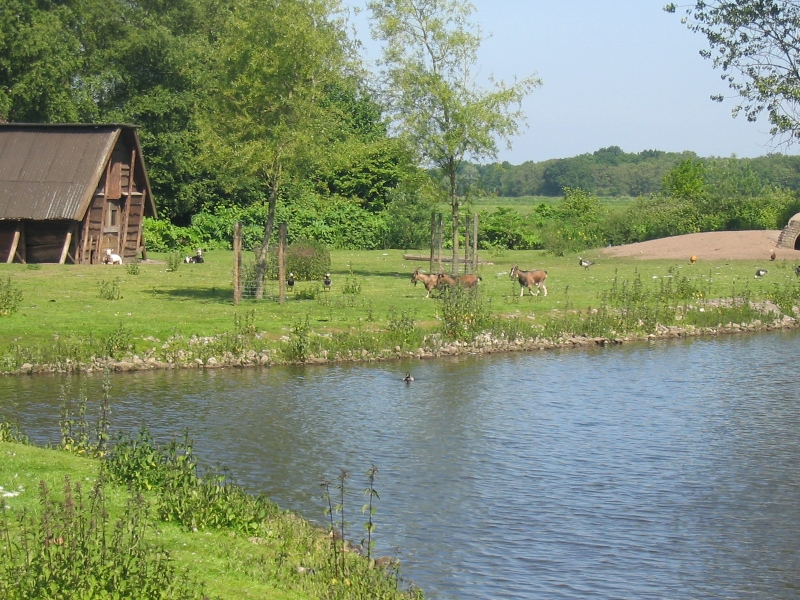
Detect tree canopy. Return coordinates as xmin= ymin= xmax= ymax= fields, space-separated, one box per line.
xmin=666 ymin=0 xmax=800 ymax=144
xmin=367 ymin=0 xmax=541 ymax=268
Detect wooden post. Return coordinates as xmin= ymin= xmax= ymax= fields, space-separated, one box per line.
xmin=59 ymin=229 xmax=73 ymax=264
xmin=463 ymin=214 xmax=470 ymax=274
xmin=436 ymin=213 xmax=443 ymax=273
xmin=429 ymin=211 xmax=436 ymax=274
xmin=233 ymin=222 xmax=242 ymax=305
xmin=120 ymin=150 xmax=137 ymax=257
xmin=472 ymin=212 xmax=479 ymax=273
xmin=278 ymin=222 xmax=287 ymax=305
xmin=7 ymin=223 xmax=20 ymax=263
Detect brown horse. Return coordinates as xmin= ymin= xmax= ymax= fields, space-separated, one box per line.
xmin=411 ymin=268 xmax=439 ymax=298
xmin=509 ymin=264 xmax=547 ymax=297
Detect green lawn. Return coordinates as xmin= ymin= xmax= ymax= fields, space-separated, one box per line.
xmin=1 ymin=248 xmax=797 ymax=363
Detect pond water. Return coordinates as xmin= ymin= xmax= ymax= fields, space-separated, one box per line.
xmin=2 ymin=332 xmax=800 ymax=599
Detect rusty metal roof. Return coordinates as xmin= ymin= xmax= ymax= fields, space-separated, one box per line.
xmin=0 ymin=124 xmax=142 ymax=220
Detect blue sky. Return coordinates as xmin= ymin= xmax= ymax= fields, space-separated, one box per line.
xmin=346 ymin=1 xmax=784 ymax=164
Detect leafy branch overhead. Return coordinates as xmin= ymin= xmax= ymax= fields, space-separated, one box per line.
xmin=666 ymin=0 xmax=800 ymax=144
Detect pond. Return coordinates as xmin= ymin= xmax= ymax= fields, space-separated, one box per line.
xmin=2 ymin=331 xmax=800 ymax=599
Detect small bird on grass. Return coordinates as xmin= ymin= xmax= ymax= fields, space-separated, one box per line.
xmin=690 ymin=255 xmax=697 ymax=264
xmin=578 ymin=257 xmax=594 ymax=269
xmin=755 ymin=269 xmax=768 ymax=278
xmin=795 ymin=265 xmax=800 ymax=277
xmin=770 ymin=249 xmax=777 ymax=261
xmin=287 ymin=272 xmax=295 ymax=292
xmin=323 ymin=273 xmax=332 ymax=291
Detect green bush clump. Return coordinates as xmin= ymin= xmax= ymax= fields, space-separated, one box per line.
xmin=0 ymin=277 xmax=23 ymax=316
xmin=270 ymin=238 xmax=331 ymax=281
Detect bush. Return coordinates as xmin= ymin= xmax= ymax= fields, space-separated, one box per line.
xmin=269 ymin=238 xmax=331 ymax=281
xmin=0 ymin=277 xmax=23 ymax=316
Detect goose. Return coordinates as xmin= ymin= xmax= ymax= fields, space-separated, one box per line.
xmin=287 ymin=272 xmax=295 ymax=291
xmin=403 ymin=372 xmax=414 ymax=383
xmin=578 ymin=257 xmax=594 ymax=269
xmin=323 ymin=273 xmax=332 ymax=291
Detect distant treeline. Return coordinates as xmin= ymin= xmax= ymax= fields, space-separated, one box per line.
xmin=469 ymin=146 xmax=800 ymax=197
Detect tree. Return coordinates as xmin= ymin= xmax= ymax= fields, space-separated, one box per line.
xmin=666 ymin=1 xmax=800 ymax=144
xmin=201 ymin=0 xmax=358 ymax=298
xmin=367 ymin=0 xmax=541 ymax=271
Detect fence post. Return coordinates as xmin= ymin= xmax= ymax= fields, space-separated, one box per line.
xmin=463 ymin=214 xmax=470 ymax=274
xmin=278 ymin=222 xmax=287 ymax=305
xmin=436 ymin=213 xmax=443 ymax=273
xmin=233 ymin=222 xmax=242 ymax=306
xmin=472 ymin=212 xmax=479 ymax=273
xmin=429 ymin=211 xmax=436 ymax=274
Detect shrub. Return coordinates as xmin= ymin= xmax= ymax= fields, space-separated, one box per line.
xmin=270 ymin=238 xmax=331 ymax=281
xmin=0 ymin=277 xmax=23 ymax=316
xmin=98 ymin=278 xmax=122 ymax=300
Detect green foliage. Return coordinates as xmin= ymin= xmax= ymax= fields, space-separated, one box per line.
xmin=437 ymin=285 xmax=490 ymax=342
xmin=0 ymin=418 xmax=29 ymax=444
xmin=0 ymin=277 xmax=23 ymax=316
xmin=126 ymin=259 xmax=141 ymax=275
xmin=103 ymin=324 xmax=134 ymax=359
xmin=271 ymin=238 xmax=332 ymax=281
xmin=0 ymin=477 xmax=205 ymax=599
xmin=386 ymin=307 xmax=421 ymax=348
xmin=669 ymin=1 xmax=800 ymax=142
xmin=283 ymin=316 xmax=312 ymax=362
xmin=166 ymin=252 xmax=183 ymax=272
xmin=98 ymin=278 xmax=122 ymax=300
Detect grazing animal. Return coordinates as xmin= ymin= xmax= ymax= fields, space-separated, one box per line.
xmin=770 ymin=249 xmax=777 ymax=261
xmin=411 ymin=268 xmax=439 ymax=298
xmin=755 ymin=269 xmax=768 ymax=278
xmin=690 ymin=255 xmax=697 ymax=264
xmin=509 ymin=264 xmax=548 ymax=297
xmin=323 ymin=273 xmax=332 ymax=291
xmin=403 ymin=372 xmax=414 ymax=383
xmin=184 ymin=249 xmax=204 ymax=264
xmin=437 ymin=272 xmax=481 ymax=288
xmin=578 ymin=257 xmax=594 ymax=269
xmin=103 ymin=248 xmax=122 ymax=265
xmin=287 ymin=272 xmax=295 ymax=292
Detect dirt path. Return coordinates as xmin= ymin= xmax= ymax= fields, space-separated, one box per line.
xmin=599 ymin=230 xmax=800 ymax=262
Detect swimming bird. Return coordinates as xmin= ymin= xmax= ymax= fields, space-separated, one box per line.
xmin=690 ymin=255 xmax=697 ymax=264
xmin=578 ymin=257 xmax=594 ymax=269
xmin=755 ymin=269 xmax=768 ymax=278
xmin=287 ymin=272 xmax=295 ymax=292
xmin=323 ymin=273 xmax=332 ymax=291
xmin=770 ymin=249 xmax=777 ymax=261
xmin=403 ymin=372 xmax=414 ymax=383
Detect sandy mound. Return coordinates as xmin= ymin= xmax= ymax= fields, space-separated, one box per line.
xmin=600 ymin=230 xmax=800 ymax=262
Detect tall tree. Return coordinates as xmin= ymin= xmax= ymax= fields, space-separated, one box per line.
xmin=367 ymin=0 xmax=541 ymax=270
xmin=666 ymin=1 xmax=800 ymax=144
xmin=201 ymin=0 xmax=358 ymax=298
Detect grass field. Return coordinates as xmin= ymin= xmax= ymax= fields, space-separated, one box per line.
xmin=1 ymin=247 xmax=797 ymax=358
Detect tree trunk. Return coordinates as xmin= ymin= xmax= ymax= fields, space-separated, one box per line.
xmin=449 ymin=164 xmax=459 ymax=274
xmin=254 ymin=172 xmax=280 ymax=300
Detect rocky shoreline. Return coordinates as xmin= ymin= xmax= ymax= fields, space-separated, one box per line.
xmin=9 ymin=313 xmax=799 ymax=376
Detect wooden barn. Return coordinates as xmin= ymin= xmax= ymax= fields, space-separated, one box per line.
xmin=0 ymin=123 xmax=156 ymax=264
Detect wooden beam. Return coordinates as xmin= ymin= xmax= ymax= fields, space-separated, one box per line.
xmin=120 ymin=149 xmax=136 ymax=256
xmin=6 ymin=226 xmax=20 ymax=264
xmin=278 ymin=222 xmax=287 ymax=304
xmin=233 ymin=223 xmax=242 ymax=305
xmin=59 ymin=229 xmax=73 ymax=264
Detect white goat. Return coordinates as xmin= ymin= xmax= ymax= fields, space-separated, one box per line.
xmin=104 ymin=248 xmax=123 ymax=265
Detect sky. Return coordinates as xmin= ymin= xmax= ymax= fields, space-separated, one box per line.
xmin=346 ymin=0 xmax=789 ymax=165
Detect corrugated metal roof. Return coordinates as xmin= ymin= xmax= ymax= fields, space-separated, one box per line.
xmin=0 ymin=125 xmax=120 ymax=220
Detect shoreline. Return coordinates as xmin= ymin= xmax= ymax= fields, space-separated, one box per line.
xmin=6 ymin=313 xmax=798 ymax=377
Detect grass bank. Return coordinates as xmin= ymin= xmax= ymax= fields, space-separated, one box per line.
xmin=1 ymin=249 xmax=800 ymax=374
xmin=0 ymin=420 xmax=418 ymax=599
